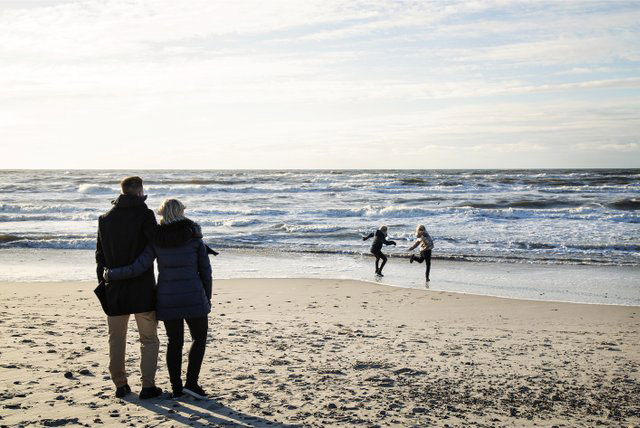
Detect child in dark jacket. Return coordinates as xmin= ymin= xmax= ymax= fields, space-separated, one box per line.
xmin=363 ymin=225 xmax=396 ymax=277
xmin=104 ymin=199 xmax=212 ymax=400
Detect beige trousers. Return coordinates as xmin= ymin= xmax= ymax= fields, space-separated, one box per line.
xmin=107 ymin=311 xmax=159 ymax=388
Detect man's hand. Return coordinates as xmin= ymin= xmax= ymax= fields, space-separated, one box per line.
xmin=103 ymin=267 xmax=110 ymax=283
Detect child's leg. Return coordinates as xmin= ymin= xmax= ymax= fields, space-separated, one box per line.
xmin=378 ymin=253 xmax=388 ymax=272
xmin=371 ymin=251 xmax=380 ymax=273
xmin=425 ymin=250 xmax=432 ymax=280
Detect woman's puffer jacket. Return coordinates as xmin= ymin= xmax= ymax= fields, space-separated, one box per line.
xmin=106 ymin=219 xmax=212 ymax=321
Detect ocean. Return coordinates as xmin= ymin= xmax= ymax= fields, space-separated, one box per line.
xmin=1 ymin=169 xmax=638 ymax=266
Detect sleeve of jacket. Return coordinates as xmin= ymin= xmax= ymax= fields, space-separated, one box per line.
xmin=107 ymin=245 xmax=156 ymax=281
xmin=408 ymin=239 xmax=419 ymax=251
xmin=95 ymin=222 xmax=105 ymax=283
xmin=197 ymin=240 xmax=213 ymax=301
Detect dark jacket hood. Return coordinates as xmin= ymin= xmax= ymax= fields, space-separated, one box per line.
xmin=156 ymin=218 xmax=196 ymax=248
xmin=112 ymin=194 xmax=148 ymax=208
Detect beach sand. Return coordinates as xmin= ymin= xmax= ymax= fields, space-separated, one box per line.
xmin=0 ymin=279 xmax=638 ymax=427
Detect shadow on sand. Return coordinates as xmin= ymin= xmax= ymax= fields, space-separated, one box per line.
xmin=125 ymin=393 xmax=300 ymax=427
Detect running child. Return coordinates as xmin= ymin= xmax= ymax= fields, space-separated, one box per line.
xmin=408 ymin=225 xmax=434 ymax=282
xmin=363 ymin=225 xmax=396 ymax=277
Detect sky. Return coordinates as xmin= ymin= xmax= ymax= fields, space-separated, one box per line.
xmin=0 ymin=0 xmax=639 ymax=169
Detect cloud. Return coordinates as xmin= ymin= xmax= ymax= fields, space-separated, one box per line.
xmin=449 ymin=36 xmax=640 ymax=66
xmin=0 ymin=0 xmax=639 ymax=168
xmin=574 ymin=142 xmax=640 ymax=152
xmin=470 ymin=142 xmax=546 ymax=153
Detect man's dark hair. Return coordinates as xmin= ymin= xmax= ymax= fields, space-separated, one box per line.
xmin=120 ymin=176 xmax=143 ymax=196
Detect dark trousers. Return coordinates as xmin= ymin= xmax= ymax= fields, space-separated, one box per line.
xmin=371 ymin=249 xmax=387 ymax=273
xmin=163 ymin=316 xmax=208 ymax=389
xmin=414 ymin=250 xmax=432 ymax=279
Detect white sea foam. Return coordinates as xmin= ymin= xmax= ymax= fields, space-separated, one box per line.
xmin=77 ymin=184 xmax=115 ymax=194
xmin=0 ymin=213 xmax=98 ymax=222
xmin=222 ymin=219 xmax=262 ymax=227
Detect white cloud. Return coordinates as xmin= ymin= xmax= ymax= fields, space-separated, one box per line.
xmin=470 ymin=142 xmax=546 ymax=153
xmin=449 ymin=36 xmax=640 ymax=66
xmin=574 ymin=142 xmax=640 ymax=152
xmin=0 ymin=0 xmax=639 ymax=168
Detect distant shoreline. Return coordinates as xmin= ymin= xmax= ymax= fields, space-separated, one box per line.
xmin=3 ymin=243 xmax=638 ymax=267
xmin=2 ymin=167 xmax=640 ymax=171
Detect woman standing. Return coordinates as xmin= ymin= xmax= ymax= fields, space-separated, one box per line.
xmin=104 ymin=199 xmax=212 ymax=399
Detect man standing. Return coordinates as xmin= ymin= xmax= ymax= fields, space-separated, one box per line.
xmin=95 ymin=176 xmax=162 ymax=399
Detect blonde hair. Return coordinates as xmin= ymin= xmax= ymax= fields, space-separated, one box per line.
xmin=157 ymin=198 xmax=186 ymax=225
xmin=416 ymin=225 xmax=426 ymax=236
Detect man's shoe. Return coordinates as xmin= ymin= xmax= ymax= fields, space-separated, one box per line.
xmin=115 ymin=384 xmax=131 ymax=398
xmin=139 ymin=386 xmax=162 ymax=399
xmin=183 ymin=383 xmax=207 ymax=400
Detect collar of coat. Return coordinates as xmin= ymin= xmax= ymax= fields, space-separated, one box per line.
xmin=156 ymin=218 xmax=196 ymax=247
xmin=111 ymin=194 xmax=148 ymax=208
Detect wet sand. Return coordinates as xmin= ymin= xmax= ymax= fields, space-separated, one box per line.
xmin=0 ymin=279 xmax=638 ymax=427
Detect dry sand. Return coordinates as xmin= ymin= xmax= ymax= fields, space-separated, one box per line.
xmin=0 ymin=279 xmax=638 ymax=427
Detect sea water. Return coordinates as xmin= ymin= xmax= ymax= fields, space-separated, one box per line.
xmin=0 ymin=169 xmax=638 ymax=304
